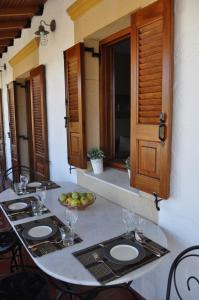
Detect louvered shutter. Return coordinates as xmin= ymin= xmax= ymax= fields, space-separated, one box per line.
xmin=7 ymin=82 xmax=20 ymax=178
xmin=30 ymin=65 xmax=49 ymax=180
xmin=130 ymin=0 xmax=173 ymax=199
xmin=0 ymin=89 xmax=6 ymax=172
xmin=64 ymin=43 xmax=87 ymax=169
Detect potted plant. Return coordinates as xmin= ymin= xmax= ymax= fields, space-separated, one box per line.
xmin=125 ymin=156 xmax=130 ymax=178
xmin=87 ymin=148 xmax=105 ymax=174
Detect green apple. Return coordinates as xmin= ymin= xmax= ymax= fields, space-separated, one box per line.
xmin=72 ymin=192 xmax=79 ymax=199
xmin=66 ymin=197 xmax=73 ymax=204
xmin=66 ymin=192 xmax=72 ymax=198
xmin=59 ymin=193 xmax=67 ymax=202
xmin=70 ymin=199 xmax=80 ymax=207
xmin=86 ymin=193 xmax=94 ymax=202
xmin=80 ymin=196 xmax=89 ymax=205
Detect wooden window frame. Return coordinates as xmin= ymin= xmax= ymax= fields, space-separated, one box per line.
xmin=99 ymin=27 xmax=131 ymax=170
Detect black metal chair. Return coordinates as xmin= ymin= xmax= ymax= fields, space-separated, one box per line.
xmin=166 ymin=245 xmax=199 ymax=300
xmin=0 ymin=268 xmax=49 ymax=300
xmin=1 ymin=165 xmax=37 ymax=191
xmin=0 ymin=228 xmax=23 ymax=273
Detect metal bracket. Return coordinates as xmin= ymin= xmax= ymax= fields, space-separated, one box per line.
xmin=69 ymin=165 xmax=76 ymax=174
xmin=84 ymin=47 xmax=100 ymax=58
xmin=19 ymin=135 xmax=29 ymax=140
xmin=153 ymin=192 xmax=164 ymax=211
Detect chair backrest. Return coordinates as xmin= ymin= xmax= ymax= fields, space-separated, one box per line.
xmin=1 ymin=165 xmax=37 ymax=191
xmin=166 ymin=245 xmax=199 ymax=300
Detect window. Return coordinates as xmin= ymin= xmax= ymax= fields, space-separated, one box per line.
xmin=100 ymin=28 xmax=131 ymax=169
xmin=65 ymin=0 xmax=173 ymax=199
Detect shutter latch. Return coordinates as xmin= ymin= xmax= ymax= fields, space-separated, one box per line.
xmin=159 ymin=112 xmax=166 ymax=144
xmin=153 ymin=192 xmax=164 ymax=211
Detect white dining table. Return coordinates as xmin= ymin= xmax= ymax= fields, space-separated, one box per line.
xmin=0 ymin=181 xmax=168 ymax=287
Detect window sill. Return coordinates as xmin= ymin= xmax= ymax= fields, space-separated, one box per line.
xmin=84 ymin=167 xmax=139 ymax=197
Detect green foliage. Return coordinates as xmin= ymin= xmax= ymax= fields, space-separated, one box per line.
xmin=125 ymin=156 xmax=130 ymax=170
xmin=87 ymin=148 xmax=105 ymax=160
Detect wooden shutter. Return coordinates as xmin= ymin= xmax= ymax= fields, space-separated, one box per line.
xmin=7 ymin=82 xmax=20 ymax=176
xmin=0 ymin=89 xmax=6 ymax=172
xmin=30 ymin=65 xmax=49 ymax=180
xmin=64 ymin=43 xmax=87 ymax=169
xmin=130 ymin=0 xmax=173 ymax=199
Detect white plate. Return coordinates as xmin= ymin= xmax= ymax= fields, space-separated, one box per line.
xmin=8 ymin=202 xmax=28 ymax=211
xmin=27 ymin=182 xmax=42 ymax=188
xmin=110 ymin=244 xmax=139 ymax=261
xmin=28 ymin=225 xmax=52 ymax=238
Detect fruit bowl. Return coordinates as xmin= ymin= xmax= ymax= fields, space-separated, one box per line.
xmin=58 ymin=192 xmax=95 ymax=210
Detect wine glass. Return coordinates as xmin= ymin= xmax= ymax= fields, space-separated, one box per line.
xmin=36 ymin=186 xmax=47 ymax=203
xmin=134 ymin=214 xmax=144 ymax=234
xmin=35 ymin=186 xmax=47 ymax=212
xmin=122 ymin=208 xmax=135 ymax=236
xmin=65 ymin=208 xmax=78 ymax=228
xmin=20 ymin=174 xmax=29 ymax=194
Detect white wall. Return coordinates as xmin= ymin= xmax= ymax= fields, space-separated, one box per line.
xmin=0 ymin=0 xmax=77 ymax=182
xmin=1 ymin=0 xmax=199 ymax=299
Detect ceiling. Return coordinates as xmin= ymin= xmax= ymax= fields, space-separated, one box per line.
xmin=0 ymin=0 xmax=47 ymax=58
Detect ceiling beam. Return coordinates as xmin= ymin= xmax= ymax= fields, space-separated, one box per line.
xmin=0 ymin=30 xmax=21 ymax=39
xmin=0 ymin=46 xmax=7 ymax=53
xmin=0 ymin=20 xmax=31 ymax=31
xmin=0 ymin=39 xmax=13 ymax=47
xmin=0 ymin=6 xmax=44 ymax=18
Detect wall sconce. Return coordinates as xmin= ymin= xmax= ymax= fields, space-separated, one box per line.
xmin=0 ymin=64 xmax=6 ymax=71
xmin=35 ymin=20 xmax=56 ymax=46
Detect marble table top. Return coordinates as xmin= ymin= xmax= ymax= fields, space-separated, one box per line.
xmin=0 ymin=182 xmax=167 ymax=286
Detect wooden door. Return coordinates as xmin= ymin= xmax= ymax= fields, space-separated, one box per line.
xmin=30 ymin=65 xmax=49 ymax=180
xmin=0 ymin=89 xmax=6 ymax=173
xmin=130 ymin=0 xmax=173 ymax=199
xmin=64 ymin=43 xmax=87 ymax=169
xmin=7 ymin=82 xmax=20 ymax=179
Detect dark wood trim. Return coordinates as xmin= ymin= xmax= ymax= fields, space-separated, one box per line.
xmin=30 ymin=65 xmax=49 ymax=180
xmin=0 ymin=89 xmax=6 ymax=173
xmin=107 ymin=161 xmax=126 ymax=170
xmin=100 ymin=27 xmax=131 ymax=46
xmin=25 ymin=79 xmax=34 ymax=177
xmin=7 ymin=81 xmax=20 ymax=181
xmin=100 ymin=27 xmax=131 ymax=169
xmin=64 ymin=43 xmax=87 ymax=169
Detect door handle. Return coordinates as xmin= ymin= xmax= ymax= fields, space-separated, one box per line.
xmin=7 ymin=132 xmax=10 ymax=139
xmin=159 ymin=112 xmax=166 ymax=144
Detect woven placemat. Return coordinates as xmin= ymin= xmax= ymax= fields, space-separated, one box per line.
xmin=15 ymin=215 xmax=82 ymax=257
xmin=1 ymin=196 xmax=50 ymax=221
xmin=73 ymin=232 xmax=169 ymax=284
xmin=12 ymin=181 xmax=60 ymax=195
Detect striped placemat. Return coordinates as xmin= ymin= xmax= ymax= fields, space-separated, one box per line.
xmin=1 ymin=196 xmax=50 ymax=221
xmin=73 ymin=232 xmax=169 ymax=284
xmin=15 ymin=215 xmax=82 ymax=257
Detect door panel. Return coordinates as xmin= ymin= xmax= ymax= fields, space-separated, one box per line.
xmin=130 ymin=0 xmax=173 ymax=199
xmin=64 ymin=43 xmax=87 ymax=169
xmin=7 ymin=82 xmax=20 ymax=180
xmin=30 ymin=65 xmax=49 ymax=180
xmin=0 ymin=89 xmax=6 ymax=173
